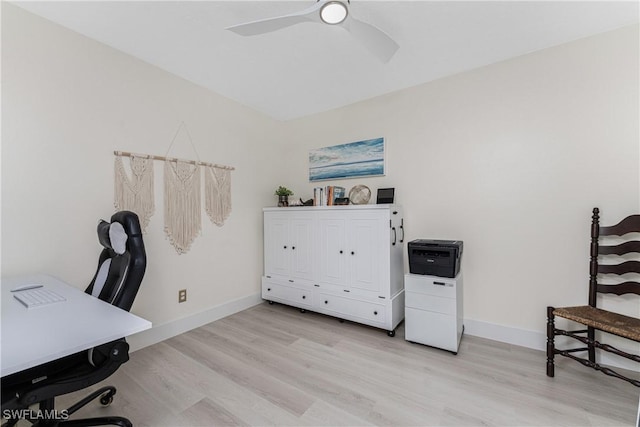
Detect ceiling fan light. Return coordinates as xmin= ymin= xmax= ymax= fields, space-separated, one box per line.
xmin=320 ymin=1 xmax=348 ymax=25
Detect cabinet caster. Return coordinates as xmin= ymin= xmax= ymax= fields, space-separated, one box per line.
xmin=300 ymin=309 xmax=306 ymax=313
xmin=267 ymin=300 xmax=274 ymax=305
xmin=387 ymin=330 xmax=396 ymax=337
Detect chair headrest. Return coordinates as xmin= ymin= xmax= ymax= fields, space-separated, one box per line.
xmin=97 ymin=220 xmax=128 ymax=255
xmin=110 ymin=210 xmax=143 ymax=237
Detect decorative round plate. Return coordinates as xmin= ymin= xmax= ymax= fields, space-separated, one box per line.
xmin=349 ymin=185 xmax=371 ymax=205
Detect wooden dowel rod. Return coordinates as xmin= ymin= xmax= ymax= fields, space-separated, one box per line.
xmin=114 ymin=150 xmax=235 ymax=170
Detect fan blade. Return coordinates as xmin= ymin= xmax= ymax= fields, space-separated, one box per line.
xmin=343 ymin=16 xmax=399 ymax=63
xmin=226 ymin=2 xmax=323 ymax=36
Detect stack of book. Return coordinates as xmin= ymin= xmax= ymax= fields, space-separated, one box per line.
xmin=313 ymin=187 xmax=324 ymax=206
xmin=313 ymin=186 xmax=346 ymax=206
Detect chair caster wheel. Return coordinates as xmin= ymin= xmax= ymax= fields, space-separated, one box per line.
xmin=100 ymin=393 xmax=114 ymax=406
xmin=387 ymin=330 xmax=396 ymax=337
xmin=268 ymin=300 xmax=274 ymax=305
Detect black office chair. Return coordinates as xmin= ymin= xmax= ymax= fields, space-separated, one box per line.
xmin=1 ymin=211 xmax=146 ymax=427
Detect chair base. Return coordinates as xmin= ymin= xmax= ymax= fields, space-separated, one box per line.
xmin=1 ymin=386 xmax=131 ymax=427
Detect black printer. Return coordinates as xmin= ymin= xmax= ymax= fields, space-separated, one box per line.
xmin=408 ymin=239 xmax=463 ymax=278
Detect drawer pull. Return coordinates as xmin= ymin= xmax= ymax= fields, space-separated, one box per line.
xmin=351 ymin=251 xmax=355 ymax=255
xmin=324 ymin=300 xmax=328 ymax=304
xmin=314 ymin=284 xmax=320 ymax=287
xmin=289 ymin=279 xmax=294 ymax=283
xmin=339 ymin=250 xmax=343 ymax=254
xmin=302 ymin=295 xmax=306 ymax=299
xmin=434 ymin=281 xmax=446 ymax=286
xmin=343 ymin=289 xmax=350 ymax=293
xmin=374 ymin=311 xmax=378 ymax=315
xmin=283 ymin=245 xmax=287 ymax=249
xmin=292 ymin=246 xmax=295 ymax=250
xmin=267 ymin=288 xmax=271 ymax=291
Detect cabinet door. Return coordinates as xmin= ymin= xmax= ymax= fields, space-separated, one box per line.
xmin=348 ymin=216 xmax=384 ymax=294
xmin=264 ymin=215 xmax=290 ymax=277
xmin=289 ymin=217 xmax=315 ymax=281
xmin=318 ymin=216 xmax=347 ymax=286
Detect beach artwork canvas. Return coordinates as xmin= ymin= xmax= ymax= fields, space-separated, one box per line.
xmin=309 ymin=138 xmax=385 ymax=182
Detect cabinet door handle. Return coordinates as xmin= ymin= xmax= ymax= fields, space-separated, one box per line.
xmin=292 ymin=246 xmax=295 ymax=250
xmin=324 ymin=300 xmax=328 ymax=304
xmin=283 ymin=245 xmax=287 ymax=249
xmin=374 ymin=311 xmax=378 ymax=316
xmin=339 ymin=250 xmax=343 ymax=254
xmin=351 ymin=251 xmax=355 ymax=255
xmin=302 ymin=295 xmax=306 ymax=299
xmin=267 ymin=288 xmax=271 ymax=291
xmin=400 ymin=219 xmax=404 ymax=243
xmin=392 ymin=227 xmax=397 ymax=246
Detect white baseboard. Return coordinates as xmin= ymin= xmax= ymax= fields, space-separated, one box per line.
xmin=464 ymin=317 xmax=640 ymax=372
xmin=464 ymin=318 xmax=546 ymax=351
xmin=126 ymin=292 xmax=263 ymax=352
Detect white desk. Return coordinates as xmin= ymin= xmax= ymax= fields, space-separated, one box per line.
xmin=1 ymin=274 xmax=151 ymax=377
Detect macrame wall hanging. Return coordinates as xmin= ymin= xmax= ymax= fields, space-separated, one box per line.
xmin=113 ymin=121 xmax=235 ymax=254
xmin=164 ymin=160 xmax=201 ymax=254
xmin=205 ymin=165 xmax=232 ymax=226
xmin=114 ymin=154 xmax=155 ymax=232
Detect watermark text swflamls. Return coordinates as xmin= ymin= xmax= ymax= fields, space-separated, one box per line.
xmin=2 ymin=409 xmax=69 ymax=421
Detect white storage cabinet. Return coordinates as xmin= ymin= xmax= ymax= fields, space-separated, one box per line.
xmin=262 ymin=205 xmax=405 ymax=336
xmin=404 ymin=273 xmax=463 ymax=353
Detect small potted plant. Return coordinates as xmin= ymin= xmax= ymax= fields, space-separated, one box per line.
xmin=275 ymin=186 xmax=294 ymax=207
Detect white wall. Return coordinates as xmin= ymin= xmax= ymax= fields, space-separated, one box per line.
xmin=3 ymin=3 xmax=639 ymax=358
xmin=280 ymin=24 xmax=640 ymax=351
xmin=1 ymin=3 xmax=284 ymax=329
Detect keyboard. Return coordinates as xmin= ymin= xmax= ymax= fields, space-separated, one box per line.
xmin=13 ymin=288 xmax=66 ymax=308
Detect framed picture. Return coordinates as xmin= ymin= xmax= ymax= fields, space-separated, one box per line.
xmin=309 ymin=137 xmax=385 ymax=182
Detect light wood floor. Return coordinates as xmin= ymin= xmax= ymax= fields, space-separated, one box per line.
xmin=57 ymin=302 xmax=638 ymax=426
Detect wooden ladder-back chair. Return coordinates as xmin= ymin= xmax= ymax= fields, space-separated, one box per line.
xmin=547 ymin=207 xmax=640 ymax=387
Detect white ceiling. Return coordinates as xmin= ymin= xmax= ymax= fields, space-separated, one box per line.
xmin=13 ymin=1 xmax=639 ymax=121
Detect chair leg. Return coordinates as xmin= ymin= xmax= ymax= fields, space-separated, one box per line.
xmin=546 ymin=306 xmax=555 ymax=377
xmin=59 ymin=416 xmax=132 ymax=427
xmin=2 ymin=415 xmax=20 ymax=427
xmin=587 ymin=326 xmax=596 ymax=362
xmin=65 ymin=386 xmax=116 ymax=417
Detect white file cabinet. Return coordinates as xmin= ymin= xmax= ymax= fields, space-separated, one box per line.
xmin=404 ymin=273 xmax=463 ymax=354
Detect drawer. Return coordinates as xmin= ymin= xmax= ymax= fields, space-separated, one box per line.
xmin=263 ymin=274 xmax=314 ymax=287
xmin=404 ymin=274 xmax=457 ymax=298
xmin=318 ymin=292 xmax=386 ymax=324
xmin=405 ymin=307 xmax=459 ymax=352
xmin=405 ymin=291 xmax=455 ymax=315
xmin=262 ymin=279 xmax=313 ymax=308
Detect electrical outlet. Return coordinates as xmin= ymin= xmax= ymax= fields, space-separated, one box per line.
xmin=178 ymin=289 xmax=187 ymax=303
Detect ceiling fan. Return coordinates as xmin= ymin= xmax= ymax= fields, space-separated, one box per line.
xmin=226 ymin=0 xmax=399 ymax=63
